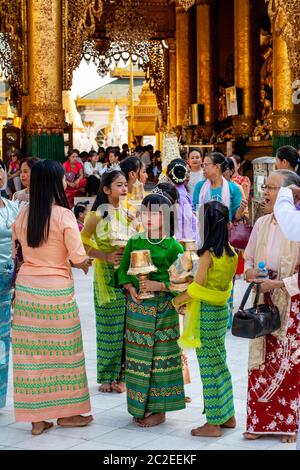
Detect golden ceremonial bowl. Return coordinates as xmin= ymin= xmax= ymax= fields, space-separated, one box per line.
xmin=179 ymin=239 xmax=197 ymax=252
xmin=110 ymin=239 xmax=128 ymax=248
xmin=127 ymin=250 xmax=158 ymax=276
xmin=169 ymin=281 xmax=190 ymax=293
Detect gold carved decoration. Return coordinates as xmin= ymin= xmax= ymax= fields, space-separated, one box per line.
xmin=0 ymin=0 xmax=27 ymax=111
xmin=272 ymin=110 xmax=300 ymax=134
xmin=146 ymin=41 xmax=169 ymax=124
xmin=62 ymin=0 xmax=103 ymax=90
xmin=266 ymin=0 xmax=300 ymax=79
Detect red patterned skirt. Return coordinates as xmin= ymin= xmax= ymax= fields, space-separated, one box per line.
xmin=246 ymin=294 xmax=300 ymax=435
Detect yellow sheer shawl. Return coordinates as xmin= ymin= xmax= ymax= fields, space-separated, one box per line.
xmin=178 ymin=281 xmax=233 ymax=349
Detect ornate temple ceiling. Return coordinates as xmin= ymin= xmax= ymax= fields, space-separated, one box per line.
xmin=94 ymin=0 xmax=175 ymax=40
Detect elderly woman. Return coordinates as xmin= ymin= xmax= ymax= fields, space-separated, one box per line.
xmin=0 ymin=163 xmax=19 ymax=408
xmin=244 ymin=169 xmax=300 ymax=444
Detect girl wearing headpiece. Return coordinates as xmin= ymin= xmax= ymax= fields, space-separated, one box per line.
xmin=81 ymin=169 xmax=135 ymax=394
xmin=173 ymin=201 xmax=238 ymax=437
xmin=118 ymin=191 xmax=186 ymax=427
xmin=167 ymin=158 xmax=197 ymax=242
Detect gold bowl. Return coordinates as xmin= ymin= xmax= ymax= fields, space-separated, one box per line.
xmin=127 ymin=250 xmax=157 ymax=275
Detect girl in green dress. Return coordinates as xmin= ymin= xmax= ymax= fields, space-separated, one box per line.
xmin=118 ymin=191 xmax=186 ymax=427
xmin=81 ymin=170 xmax=133 ymax=394
xmin=173 ymin=201 xmax=238 ymax=438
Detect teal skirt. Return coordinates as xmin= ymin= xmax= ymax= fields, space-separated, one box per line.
xmin=0 ymin=266 xmax=14 ymax=408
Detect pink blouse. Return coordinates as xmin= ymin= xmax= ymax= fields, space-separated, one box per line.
xmin=244 ymin=214 xmax=300 ymax=297
xmin=13 ymin=205 xmax=87 ymax=279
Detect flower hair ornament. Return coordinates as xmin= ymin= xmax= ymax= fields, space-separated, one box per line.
xmin=151 ymin=186 xmax=172 ymax=203
xmin=169 ymin=163 xmax=187 ymax=184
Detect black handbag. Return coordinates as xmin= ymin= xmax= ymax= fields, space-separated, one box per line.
xmin=232 ymin=282 xmax=281 ymax=339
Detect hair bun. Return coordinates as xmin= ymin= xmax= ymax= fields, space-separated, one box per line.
xmin=168 ymin=163 xmax=187 ymax=184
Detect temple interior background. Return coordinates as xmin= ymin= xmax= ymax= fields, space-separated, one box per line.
xmin=0 ymin=0 xmax=299 ymax=178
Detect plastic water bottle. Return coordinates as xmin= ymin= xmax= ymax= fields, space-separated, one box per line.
xmin=257 ymin=261 xmax=269 ymax=279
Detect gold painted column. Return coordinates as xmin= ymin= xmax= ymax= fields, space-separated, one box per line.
xmin=176 ymin=6 xmax=191 ymax=126
xmin=196 ymin=0 xmax=215 ymax=137
xmin=167 ymin=38 xmax=177 ymax=129
xmin=271 ymin=24 xmax=300 ymax=152
xmin=233 ymin=0 xmax=259 ymax=137
xmin=26 ymin=0 xmax=65 ymax=161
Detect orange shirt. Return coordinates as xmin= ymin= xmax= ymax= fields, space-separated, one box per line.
xmin=13 ymin=205 xmax=87 ymax=279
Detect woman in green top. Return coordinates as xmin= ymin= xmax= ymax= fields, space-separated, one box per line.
xmin=173 ymin=201 xmax=238 ymax=438
xmin=118 ymin=191 xmax=186 ymax=427
xmin=81 ymin=170 xmax=134 ymax=394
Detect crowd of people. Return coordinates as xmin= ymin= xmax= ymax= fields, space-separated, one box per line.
xmin=0 ymin=143 xmax=300 ymax=449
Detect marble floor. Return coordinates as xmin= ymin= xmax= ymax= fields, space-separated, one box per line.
xmin=0 ymin=271 xmax=296 ymax=450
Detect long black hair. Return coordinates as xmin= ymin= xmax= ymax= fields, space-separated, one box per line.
xmin=119 ymin=156 xmax=141 ymax=181
xmin=27 ymin=160 xmax=69 ymax=248
xmin=198 ymin=201 xmax=235 ymax=258
xmin=276 ymin=145 xmax=300 ymax=175
xmin=141 ymin=192 xmax=176 ymax=237
xmin=91 ymin=169 xmax=125 ymax=217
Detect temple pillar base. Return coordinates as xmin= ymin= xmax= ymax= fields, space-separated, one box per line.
xmin=27 ymin=132 xmax=65 ymax=162
xmin=272 ymin=110 xmax=300 ymax=155
xmin=272 ymin=134 xmax=300 ymax=155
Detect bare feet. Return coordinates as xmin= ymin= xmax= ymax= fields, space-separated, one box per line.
xmin=221 ymin=416 xmax=236 ymax=429
xmin=98 ymin=383 xmax=112 ymax=393
xmin=57 ymin=415 xmax=93 ymax=427
xmin=191 ymin=423 xmax=222 ymax=437
xmin=136 ymin=413 xmax=166 ymax=428
xmin=111 ymin=381 xmax=126 ymax=393
xmin=243 ymin=432 xmax=262 ymax=440
xmin=185 ymin=396 xmax=192 ymax=403
xmin=281 ymin=434 xmax=296 ymax=443
xmin=31 ymin=421 xmax=54 ymax=436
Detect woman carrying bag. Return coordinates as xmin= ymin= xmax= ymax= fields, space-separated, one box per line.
xmin=243 ymin=169 xmax=300 ymax=444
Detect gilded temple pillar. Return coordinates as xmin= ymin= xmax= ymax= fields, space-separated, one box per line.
xmin=167 ymin=38 xmax=177 ymax=128
xmin=176 ymin=7 xmax=191 ymax=126
xmin=233 ymin=0 xmax=260 ymax=138
xmin=26 ymin=0 xmax=65 ymax=161
xmin=269 ymin=1 xmax=300 ymax=154
xmin=196 ymin=0 xmax=216 ymax=138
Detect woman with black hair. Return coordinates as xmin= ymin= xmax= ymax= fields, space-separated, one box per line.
xmin=173 ymin=201 xmax=238 ymax=438
xmin=118 ymin=191 xmax=186 ymax=427
xmin=275 ymin=145 xmax=300 ymax=175
xmin=84 ymin=151 xmax=103 ymax=196
xmin=63 ymin=149 xmax=87 ymax=208
xmin=120 ymin=156 xmax=141 ymax=196
xmin=193 ymin=152 xmax=242 ymax=222
xmin=81 ymin=170 xmax=134 ymax=394
xmin=13 ymin=157 xmax=40 ymax=206
xmin=120 ymin=156 xmax=142 ymax=218
xmin=167 ymin=158 xmax=197 ymax=241
xmin=12 ymin=160 xmax=92 ymax=435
